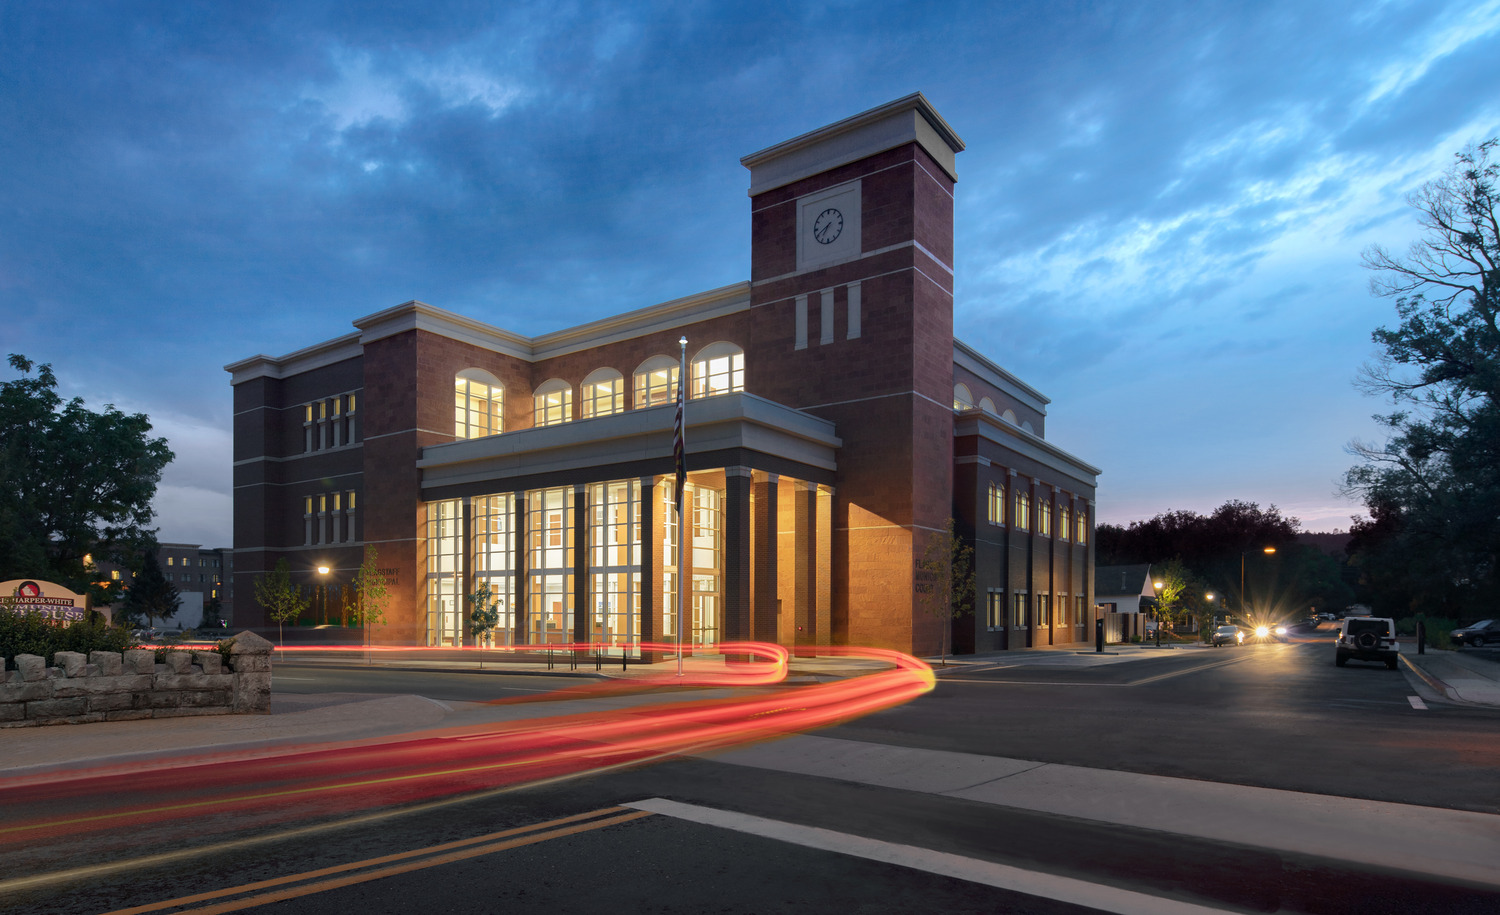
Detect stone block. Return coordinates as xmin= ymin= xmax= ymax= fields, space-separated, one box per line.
xmin=164 ymin=651 xmax=194 ymax=674
xmin=230 ymin=655 xmax=271 ymax=673
xmin=84 ymin=674 xmax=152 ymax=693
xmin=192 ymin=651 xmax=224 ymax=675
xmin=90 ymin=651 xmax=124 ymax=676
xmin=39 ymin=713 xmax=105 ymax=725
xmin=228 ymin=630 xmax=274 ymax=657
xmin=27 ymin=697 xmax=87 ymax=718
xmin=148 ymin=692 xmax=183 ymax=709
xmin=123 ymin=650 xmax=155 ymax=675
xmin=233 ymin=671 xmax=272 ymax=713
xmin=0 ymin=719 xmax=39 ymax=728
xmin=180 ymin=689 xmax=232 ymax=708
xmin=105 ymin=709 xmax=152 ymax=721
xmin=52 ymin=684 xmax=88 ymax=699
xmin=0 ymin=703 xmax=24 ymax=721
xmin=88 ymin=692 xmax=136 ymax=712
xmin=0 ymin=681 xmax=52 ymax=703
xmin=14 ymin=655 xmax=47 ymax=682
xmin=54 ymin=651 xmax=88 ymax=677
xmin=155 ymin=672 xmax=233 ymax=691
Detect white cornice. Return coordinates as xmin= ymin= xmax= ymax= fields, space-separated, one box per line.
xmin=418 ymin=392 xmax=841 ymax=488
xmin=953 ymin=340 xmax=1050 ymax=414
xmin=955 ymin=412 xmax=1100 ymax=487
xmin=236 ymin=284 xmax=754 ymax=377
xmin=224 ymin=333 xmax=363 ymax=385
xmin=740 ymin=92 xmax=965 ymax=196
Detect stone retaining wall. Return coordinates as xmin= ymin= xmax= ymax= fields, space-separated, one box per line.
xmin=0 ymin=631 xmax=273 ymax=727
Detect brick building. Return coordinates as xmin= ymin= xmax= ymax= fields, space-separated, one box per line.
xmin=226 ymin=94 xmax=1100 ymax=657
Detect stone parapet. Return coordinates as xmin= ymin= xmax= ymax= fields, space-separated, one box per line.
xmin=0 ymin=630 xmax=274 ymax=727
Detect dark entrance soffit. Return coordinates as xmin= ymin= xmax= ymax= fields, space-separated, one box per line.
xmin=417 ymin=392 xmax=840 ymax=491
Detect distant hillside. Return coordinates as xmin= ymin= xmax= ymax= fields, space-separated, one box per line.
xmin=1299 ymin=531 xmax=1351 ymax=557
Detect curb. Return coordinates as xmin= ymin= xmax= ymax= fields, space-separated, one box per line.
xmin=1401 ymin=653 xmax=1454 ymax=699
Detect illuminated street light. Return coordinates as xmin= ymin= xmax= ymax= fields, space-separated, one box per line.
xmin=1240 ymin=547 xmax=1276 ymax=622
xmin=1153 ymin=580 xmax=1164 ymax=647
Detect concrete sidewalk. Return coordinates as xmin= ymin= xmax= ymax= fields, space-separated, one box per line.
xmin=701 ymin=734 xmax=1500 ymax=891
xmin=1402 ymin=647 xmax=1500 ymax=706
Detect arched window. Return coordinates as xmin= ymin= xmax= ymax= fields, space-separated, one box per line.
xmin=979 ymin=396 xmax=997 ymax=415
xmin=1001 ymin=409 xmax=1018 ymax=426
xmin=634 ymin=355 xmax=680 ymax=409
xmin=691 ymin=342 xmax=744 ymax=399
xmin=581 ymin=368 xmax=624 ymax=419
xmin=1059 ymin=505 xmax=1072 ymax=542
xmin=1021 ymin=420 xmax=1036 ymax=435
xmin=533 ymin=378 xmax=572 ymax=427
xmin=455 ymin=369 xmax=504 ymax=439
xmin=1014 ymin=488 xmax=1031 ymax=531
xmin=953 ymin=384 xmax=974 ymax=411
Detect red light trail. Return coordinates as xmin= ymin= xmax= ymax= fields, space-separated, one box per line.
xmin=0 ymin=643 xmax=933 ymax=855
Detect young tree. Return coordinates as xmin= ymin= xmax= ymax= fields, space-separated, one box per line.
xmin=1347 ymin=138 xmax=1500 ymax=617
xmin=1150 ymin=558 xmax=1190 ymax=644
xmin=353 ymin=544 xmax=391 ymax=660
xmin=467 ymin=581 xmax=501 ymax=668
xmin=0 ymin=355 xmax=173 ymax=595
xmin=119 ymin=550 xmax=180 ymax=632
xmin=916 ymin=518 xmax=975 ymax=665
xmin=255 ymin=558 xmax=308 ymax=654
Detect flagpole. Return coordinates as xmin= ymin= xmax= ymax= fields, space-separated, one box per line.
xmin=675 ymin=336 xmax=687 ymax=677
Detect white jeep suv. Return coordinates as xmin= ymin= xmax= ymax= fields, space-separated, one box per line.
xmin=1335 ymin=617 xmax=1400 ymax=670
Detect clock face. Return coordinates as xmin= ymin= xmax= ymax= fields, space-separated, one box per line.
xmin=812 ymin=207 xmax=844 ymax=245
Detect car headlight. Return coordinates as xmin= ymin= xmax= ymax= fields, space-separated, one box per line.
xmin=1275 ymin=626 xmax=1287 ymax=636
xmin=1255 ymin=626 xmax=1270 ymax=639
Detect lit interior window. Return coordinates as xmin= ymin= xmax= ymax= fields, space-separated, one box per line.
xmin=690 ymin=343 xmax=744 ymax=398
xmin=533 ymin=380 xmax=572 ymax=426
xmin=581 ymin=369 xmax=624 ymax=419
xmin=454 ymin=370 xmax=504 ymax=439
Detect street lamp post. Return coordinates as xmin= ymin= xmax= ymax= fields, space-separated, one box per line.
xmin=1153 ymin=579 xmax=1164 ymax=647
xmin=1240 ymin=547 xmax=1276 ymax=623
xmin=316 ymin=565 xmax=330 ymax=627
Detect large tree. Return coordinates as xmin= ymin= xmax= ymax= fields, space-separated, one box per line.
xmin=1346 ymin=138 xmax=1500 ymax=617
xmin=0 ymin=355 xmax=173 ymax=595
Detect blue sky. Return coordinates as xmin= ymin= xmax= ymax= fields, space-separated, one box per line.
xmin=3 ymin=1 xmax=1498 ymax=547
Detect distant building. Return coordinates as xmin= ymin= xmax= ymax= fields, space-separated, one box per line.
xmin=226 ymin=94 xmax=1101 ymax=657
xmin=96 ymin=543 xmax=233 ymax=628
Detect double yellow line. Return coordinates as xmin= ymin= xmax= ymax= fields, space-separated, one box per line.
xmin=98 ymin=806 xmax=653 ymax=915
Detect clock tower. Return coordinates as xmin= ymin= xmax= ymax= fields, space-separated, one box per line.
xmin=741 ymin=94 xmax=964 ymax=651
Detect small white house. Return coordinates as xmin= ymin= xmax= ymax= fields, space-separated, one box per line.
xmin=1095 ymin=564 xmax=1156 ymax=615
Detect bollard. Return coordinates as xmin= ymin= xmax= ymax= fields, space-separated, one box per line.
xmin=1417 ymin=620 xmax=1426 ymax=655
xmin=1095 ymin=618 xmax=1104 ymax=653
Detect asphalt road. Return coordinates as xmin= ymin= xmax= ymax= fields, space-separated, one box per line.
xmin=6 ymin=640 xmax=1498 ymax=915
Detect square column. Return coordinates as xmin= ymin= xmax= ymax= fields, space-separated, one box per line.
xmin=723 ymin=466 xmax=753 ymax=644
xmin=752 ymin=472 xmax=779 ymax=644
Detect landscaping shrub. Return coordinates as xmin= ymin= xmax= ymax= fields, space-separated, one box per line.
xmin=0 ymin=608 xmax=136 ymax=668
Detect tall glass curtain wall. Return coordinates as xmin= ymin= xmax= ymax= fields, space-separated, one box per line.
xmin=527 ymin=488 xmax=573 ymax=644
xmin=473 ymin=494 xmax=515 ymax=644
xmin=425 ymin=500 xmax=463 ymax=647
xmin=589 ymin=480 xmax=640 ymax=649
xmin=424 ymin=478 xmax=722 ymax=653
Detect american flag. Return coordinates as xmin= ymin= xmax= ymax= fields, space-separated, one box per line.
xmin=673 ymin=359 xmax=686 ymax=512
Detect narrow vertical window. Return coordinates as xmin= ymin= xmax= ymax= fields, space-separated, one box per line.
xmin=847 ymin=281 xmax=861 ymax=339
xmin=1039 ymin=500 xmax=1052 ymax=537
xmin=1015 ymin=489 xmax=1030 ymax=531
xmin=819 ymin=288 xmax=834 ymax=345
xmin=795 ymin=294 xmax=808 ymax=350
xmin=1060 ymin=505 xmax=1071 ymax=542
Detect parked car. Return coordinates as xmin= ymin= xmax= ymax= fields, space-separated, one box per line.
xmin=1450 ymin=619 xmax=1500 ymax=648
xmin=1335 ymin=616 xmax=1400 ymax=669
xmin=1211 ymin=625 xmax=1243 ymax=647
